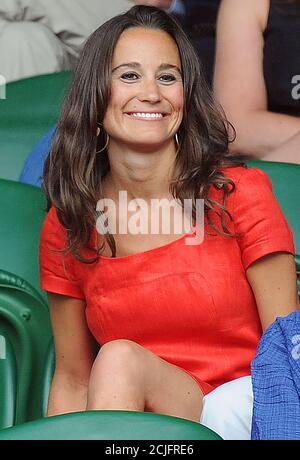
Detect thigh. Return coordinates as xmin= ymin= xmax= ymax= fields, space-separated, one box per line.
xmin=99 ymin=339 xmax=204 ymax=422
xmin=144 ymin=351 xmax=204 ymax=422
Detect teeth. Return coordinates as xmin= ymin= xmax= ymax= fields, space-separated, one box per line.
xmin=129 ymin=112 xmax=163 ymax=118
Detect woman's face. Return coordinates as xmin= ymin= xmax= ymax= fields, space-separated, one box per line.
xmin=103 ymin=27 xmax=184 ymax=151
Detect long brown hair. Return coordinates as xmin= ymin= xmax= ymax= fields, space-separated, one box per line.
xmin=43 ymin=5 xmax=245 ymax=262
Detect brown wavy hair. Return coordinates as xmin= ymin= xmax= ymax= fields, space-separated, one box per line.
xmin=43 ymin=5 xmax=246 ymax=263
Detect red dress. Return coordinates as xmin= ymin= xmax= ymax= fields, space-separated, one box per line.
xmin=39 ymin=167 xmax=295 ymax=395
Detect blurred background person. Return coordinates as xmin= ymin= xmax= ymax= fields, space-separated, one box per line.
xmin=214 ymin=0 xmax=300 ymax=164
xmin=0 ymin=0 xmax=130 ymax=82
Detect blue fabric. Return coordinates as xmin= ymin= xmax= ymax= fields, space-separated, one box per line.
xmin=19 ymin=125 xmax=56 ymax=188
xmin=251 ymin=311 xmax=300 ymax=440
xmin=169 ymin=0 xmax=186 ymax=15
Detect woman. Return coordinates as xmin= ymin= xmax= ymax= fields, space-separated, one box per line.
xmin=40 ymin=5 xmax=298 ymax=424
xmin=214 ymin=0 xmax=300 ymax=164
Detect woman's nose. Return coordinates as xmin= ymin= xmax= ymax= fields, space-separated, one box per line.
xmin=138 ymin=78 xmax=162 ymax=103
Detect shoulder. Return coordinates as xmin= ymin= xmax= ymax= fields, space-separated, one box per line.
xmin=220 ymin=165 xmax=294 ymax=268
xmin=220 ymin=165 xmax=275 ymax=215
xmin=208 ymin=165 xmax=273 ymax=204
xmin=42 ymin=206 xmax=63 ymax=230
xmin=221 ymin=165 xmax=272 ymax=191
xmin=40 ymin=206 xmax=67 ymax=249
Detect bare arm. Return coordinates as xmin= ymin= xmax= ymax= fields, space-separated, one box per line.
xmin=246 ymin=253 xmax=299 ymax=331
xmin=260 ymin=131 xmax=300 ymax=164
xmin=128 ymin=0 xmax=173 ymax=9
xmin=214 ymin=0 xmax=300 ymax=157
xmin=47 ymin=293 xmax=98 ymax=417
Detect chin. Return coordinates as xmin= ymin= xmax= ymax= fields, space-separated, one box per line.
xmin=127 ymin=140 xmax=167 ymax=151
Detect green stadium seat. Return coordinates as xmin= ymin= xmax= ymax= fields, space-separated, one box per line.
xmin=0 ymin=326 xmax=17 ymax=429
xmin=0 ymin=179 xmax=52 ymax=427
xmin=0 ymin=178 xmax=47 ymax=297
xmin=0 ymin=410 xmax=222 ymax=440
xmin=0 ymin=272 xmax=52 ymax=428
xmin=0 ymin=71 xmax=72 ymax=181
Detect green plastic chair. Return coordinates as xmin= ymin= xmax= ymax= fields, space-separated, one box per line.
xmin=0 ymin=274 xmax=52 ymax=428
xmin=0 ymin=178 xmax=47 ymax=297
xmin=0 ymin=71 xmax=72 ymax=181
xmin=0 ymin=326 xmax=17 ymax=429
xmin=247 ymin=160 xmax=300 ymax=292
xmin=0 ymin=179 xmax=52 ymax=428
xmin=0 ymin=411 xmax=222 ymax=440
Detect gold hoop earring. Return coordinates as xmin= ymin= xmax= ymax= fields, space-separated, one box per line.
xmin=96 ymin=125 xmax=110 ymax=154
xmin=175 ymin=132 xmax=180 ymax=153
xmin=97 ymin=133 xmax=110 ymax=153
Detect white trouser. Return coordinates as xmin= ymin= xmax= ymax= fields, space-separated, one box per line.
xmin=200 ymin=376 xmax=253 ymax=440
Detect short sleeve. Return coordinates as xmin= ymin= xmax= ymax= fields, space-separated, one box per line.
xmin=231 ymin=167 xmax=295 ymax=270
xmin=39 ymin=207 xmax=85 ymax=299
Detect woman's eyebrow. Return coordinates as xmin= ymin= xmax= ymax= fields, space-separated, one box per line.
xmin=112 ymin=62 xmax=182 ymax=74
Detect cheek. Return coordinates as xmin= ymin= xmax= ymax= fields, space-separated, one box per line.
xmin=108 ymin=83 xmax=133 ymax=111
xmin=103 ymin=87 xmax=133 ymax=127
xmin=171 ymin=87 xmax=184 ymax=113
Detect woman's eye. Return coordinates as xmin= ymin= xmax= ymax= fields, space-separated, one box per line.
xmin=121 ymin=72 xmax=176 ymax=83
xmin=121 ymin=73 xmax=139 ymax=80
xmin=159 ymin=74 xmax=176 ymax=82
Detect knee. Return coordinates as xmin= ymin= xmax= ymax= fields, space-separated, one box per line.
xmin=92 ymin=339 xmax=145 ymax=377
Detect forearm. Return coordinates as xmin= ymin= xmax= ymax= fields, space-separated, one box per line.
xmin=260 ymin=130 xmax=300 ymax=164
xmin=229 ymin=110 xmax=300 ymax=157
xmin=47 ymin=372 xmax=89 ymax=417
xmin=129 ymin=1 xmax=173 ymax=10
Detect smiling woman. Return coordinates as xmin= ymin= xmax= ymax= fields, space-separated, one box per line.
xmin=43 ymin=5 xmax=238 ymax=260
xmin=40 ymin=5 xmax=298 ymax=434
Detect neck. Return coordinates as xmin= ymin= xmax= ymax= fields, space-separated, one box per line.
xmin=103 ymin=140 xmax=177 ymax=202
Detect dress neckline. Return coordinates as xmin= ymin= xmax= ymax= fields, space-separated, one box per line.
xmin=92 ymin=226 xmax=197 ymax=262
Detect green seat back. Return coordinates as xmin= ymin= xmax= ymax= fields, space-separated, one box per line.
xmin=0 ymin=179 xmax=52 ymax=426
xmin=0 ymin=326 xmax=17 ymax=429
xmin=0 ymin=179 xmax=47 ymax=299
xmin=0 ymin=279 xmax=52 ymax=428
xmin=0 ymin=71 xmax=72 ymax=181
xmin=0 ymin=410 xmax=222 ymax=440
xmin=247 ymin=161 xmax=300 ymax=290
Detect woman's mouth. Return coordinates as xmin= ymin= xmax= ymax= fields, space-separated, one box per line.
xmin=124 ymin=112 xmax=169 ymax=121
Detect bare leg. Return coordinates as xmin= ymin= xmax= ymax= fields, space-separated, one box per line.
xmin=86 ymin=339 xmax=203 ymax=422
